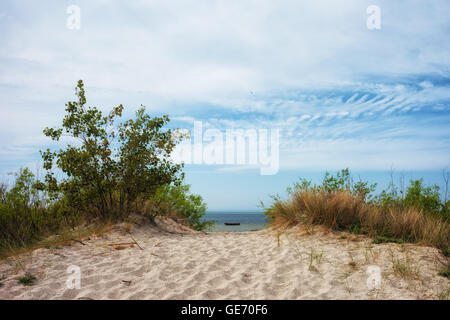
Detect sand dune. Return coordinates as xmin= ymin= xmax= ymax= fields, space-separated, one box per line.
xmin=0 ymin=218 xmax=448 ymax=300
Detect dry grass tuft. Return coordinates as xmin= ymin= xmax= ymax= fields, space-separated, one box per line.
xmin=266 ymin=189 xmax=449 ymax=254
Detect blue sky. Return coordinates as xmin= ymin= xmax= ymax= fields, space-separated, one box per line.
xmin=0 ymin=1 xmax=449 ymax=210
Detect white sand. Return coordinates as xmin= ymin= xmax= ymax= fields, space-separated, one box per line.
xmin=0 ymin=217 xmax=448 ymax=300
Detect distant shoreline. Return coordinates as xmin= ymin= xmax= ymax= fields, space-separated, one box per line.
xmin=203 ymin=212 xmax=267 ymax=232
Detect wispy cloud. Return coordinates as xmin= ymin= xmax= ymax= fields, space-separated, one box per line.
xmin=0 ymin=0 xmax=449 ymax=174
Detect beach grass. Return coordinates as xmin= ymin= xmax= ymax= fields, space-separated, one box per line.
xmin=18 ymin=272 xmax=36 ymax=286
xmin=265 ymin=169 xmax=450 ymax=257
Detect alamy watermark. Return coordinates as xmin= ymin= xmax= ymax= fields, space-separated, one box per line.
xmin=66 ymin=265 xmax=81 ymax=289
xmin=66 ymin=5 xmax=81 ymax=30
xmin=367 ymin=5 xmax=381 ymax=30
xmin=65 ymin=5 xmax=381 ymax=31
xmin=366 ymin=265 xmax=381 ymax=290
xmin=172 ymin=121 xmax=280 ymax=175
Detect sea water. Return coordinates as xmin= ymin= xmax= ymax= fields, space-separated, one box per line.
xmin=202 ymin=212 xmax=267 ymax=232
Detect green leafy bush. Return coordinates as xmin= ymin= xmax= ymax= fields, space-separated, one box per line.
xmin=40 ymin=80 xmax=185 ymax=220
xmin=404 ymin=179 xmax=443 ymax=217
xmin=0 ymin=80 xmax=212 ymax=256
xmin=144 ymin=184 xmax=214 ymax=231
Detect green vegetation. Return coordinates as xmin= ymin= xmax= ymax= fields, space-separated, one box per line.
xmin=265 ymin=168 xmax=450 ymax=256
xmin=142 ymin=184 xmax=215 ymax=231
xmin=439 ymin=267 xmax=450 ymax=279
xmin=40 ymin=80 xmax=184 ymax=220
xmin=0 ymin=168 xmax=64 ymax=251
xmin=392 ymin=255 xmax=419 ymax=279
xmin=0 ymin=80 xmax=211 ymax=258
xmin=307 ymin=248 xmax=323 ymax=272
xmin=18 ymin=272 xmax=36 ymax=286
xmin=373 ymin=236 xmax=404 ymax=244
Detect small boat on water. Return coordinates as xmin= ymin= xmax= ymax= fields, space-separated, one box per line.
xmin=224 ymin=222 xmax=240 ymax=226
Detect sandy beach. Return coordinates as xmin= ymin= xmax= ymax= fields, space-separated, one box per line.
xmin=0 ymin=217 xmax=448 ymax=300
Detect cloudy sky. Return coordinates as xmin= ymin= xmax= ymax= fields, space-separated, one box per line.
xmin=1 ymin=0 xmax=449 ymax=210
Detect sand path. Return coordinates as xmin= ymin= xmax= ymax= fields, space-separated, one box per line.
xmin=0 ymin=218 xmax=448 ymax=299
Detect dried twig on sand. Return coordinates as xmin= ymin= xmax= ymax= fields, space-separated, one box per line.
xmin=127 ymin=232 xmax=144 ymax=250
xmin=113 ymin=242 xmax=134 ymax=250
xmin=70 ymin=238 xmax=86 ymax=245
xmin=108 ymin=242 xmax=135 ymax=246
